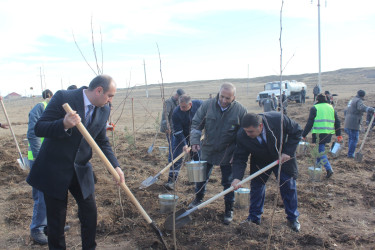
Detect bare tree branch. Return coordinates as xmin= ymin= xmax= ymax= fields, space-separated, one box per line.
xmin=72 ymin=31 xmax=97 ymax=76
xmin=91 ymin=15 xmax=101 ymax=74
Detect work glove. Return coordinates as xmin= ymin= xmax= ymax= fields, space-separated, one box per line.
xmin=106 ymin=122 xmax=115 ymax=131
xmin=337 ymin=136 xmax=343 ymax=143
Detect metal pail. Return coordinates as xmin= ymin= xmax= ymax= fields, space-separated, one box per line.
xmin=158 ymin=146 xmax=169 ymax=156
xmin=297 ymin=141 xmax=309 ymax=156
xmin=158 ymin=194 xmax=179 ymax=213
xmin=186 ymin=161 xmax=207 ymax=182
xmin=234 ymin=188 xmax=250 ymax=209
xmin=330 ymin=142 xmax=342 ymax=158
xmin=308 ymin=166 xmax=322 ymax=182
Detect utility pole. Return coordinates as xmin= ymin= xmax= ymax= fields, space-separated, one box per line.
xmin=317 ymin=0 xmax=322 ymax=90
xmin=247 ymin=64 xmax=250 ymax=96
xmin=61 ymin=78 xmax=64 ymax=90
xmin=143 ymin=59 xmax=149 ymax=98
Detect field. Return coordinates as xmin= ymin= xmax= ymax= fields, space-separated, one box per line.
xmin=0 ymin=67 xmax=375 ymax=249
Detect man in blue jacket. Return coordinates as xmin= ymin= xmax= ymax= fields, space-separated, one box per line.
xmin=231 ymin=112 xmax=302 ymax=232
xmin=164 ymin=94 xmax=202 ymax=190
xmin=27 ymin=75 xmax=124 ymax=249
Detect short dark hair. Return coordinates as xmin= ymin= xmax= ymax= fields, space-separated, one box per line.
xmin=241 ymin=113 xmax=262 ymax=128
xmin=42 ymin=89 xmax=53 ymax=99
xmin=357 ymin=90 xmax=366 ymax=98
xmin=316 ymin=93 xmax=327 ymax=103
xmin=67 ymin=85 xmax=77 ymax=90
xmin=88 ymin=75 xmax=113 ymax=92
xmin=179 ymin=94 xmax=192 ymax=104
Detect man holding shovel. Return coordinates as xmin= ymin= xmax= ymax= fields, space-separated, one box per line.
xmin=27 ymin=75 xmax=124 ymax=249
xmin=231 ymin=112 xmax=302 ymax=232
xmin=189 ymin=83 xmax=247 ymax=225
xmin=164 ymin=94 xmax=202 ymax=190
xmin=344 ymin=90 xmax=374 ymax=158
xmin=0 ymin=97 xmax=9 ymax=129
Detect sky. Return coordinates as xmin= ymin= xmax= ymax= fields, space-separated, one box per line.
xmin=0 ymin=0 xmax=374 ymax=96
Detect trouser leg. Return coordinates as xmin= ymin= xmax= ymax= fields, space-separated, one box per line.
xmin=220 ymin=164 xmax=234 ymax=203
xmin=168 ymin=139 xmax=183 ymax=182
xmin=69 ymin=174 xmax=97 ymax=250
xmin=248 ymin=177 xmax=267 ymax=222
xmin=277 ymin=171 xmax=300 ymax=221
xmin=316 ymin=143 xmax=332 ymax=171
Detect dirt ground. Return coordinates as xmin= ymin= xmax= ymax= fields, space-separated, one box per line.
xmin=0 ymin=69 xmax=375 ymax=249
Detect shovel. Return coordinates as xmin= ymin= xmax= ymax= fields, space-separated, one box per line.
xmin=355 ymin=113 xmax=375 ymax=162
xmin=140 ymin=150 xmax=187 ymax=189
xmin=147 ymin=131 xmax=159 ymax=154
xmin=0 ymin=97 xmax=29 ymax=170
xmin=164 ymin=160 xmax=279 ymax=230
xmin=62 ymin=103 xmax=168 ymax=249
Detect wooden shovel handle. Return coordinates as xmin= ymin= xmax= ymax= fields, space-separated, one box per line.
xmin=358 ymin=113 xmax=375 ymax=152
xmin=62 ymin=103 xmax=153 ymax=224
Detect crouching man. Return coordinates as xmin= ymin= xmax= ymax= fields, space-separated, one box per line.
xmin=231 ymin=112 xmax=302 ymax=232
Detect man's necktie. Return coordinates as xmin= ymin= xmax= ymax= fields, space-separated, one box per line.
xmin=85 ymin=105 xmax=94 ymax=126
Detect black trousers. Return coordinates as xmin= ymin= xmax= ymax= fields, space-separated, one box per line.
xmin=44 ymin=172 xmax=97 ymax=250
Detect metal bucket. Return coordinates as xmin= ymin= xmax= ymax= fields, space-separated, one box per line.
xmin=158 ymin=146 xmax=169 ymax=156
xmin=234 ymin=188 xmax=250 ymax=209
xmin=158 ymin=194 xmax=179 ymax=213
xmin=330 ymin=142 xmax=342 ymax=158
xmin=308 ymin=166 xmax=322 ymax=182
xmin=296 ymin=141 xmax=309 ymax=156
xmin=186 ymin=161 xmax=207 ymax=182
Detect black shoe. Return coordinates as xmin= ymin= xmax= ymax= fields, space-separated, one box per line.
xmin=31 ymin=230 xmax=48 ymax=245
xmin=163 ymin=181 xmax=175 ymax=190
xmin=240 ymin=218 xmax=260 ymax=225
xmin=287 ymin=219 xmax=300 ymax=232
xmin=188 ymin=197 xmax=203 ymax=209
xmin=326 ymin=170 xmax=333 ymax=179
xmin=44 ymin=225 xmax=71 ymax=236
xmin=223 ymin=201 xmax=234 ymax=225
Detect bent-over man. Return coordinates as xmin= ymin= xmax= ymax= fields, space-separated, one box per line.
xmin=231 ymin=112 xmax=302 ymax=232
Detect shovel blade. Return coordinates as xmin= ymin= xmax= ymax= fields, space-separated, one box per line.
xmin=147 ymin=144 xmax=154 ymax=154
xmin=354 ymin=152 xmax=363 ymax=162
xmin=17 ymin=157 xmax=30 ymax=171
xmin=164 ymin=208 xmax=192 ymax=231
xmin=139 ymin=176 xmax=158 ymax=189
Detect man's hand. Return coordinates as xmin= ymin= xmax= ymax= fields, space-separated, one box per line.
xmin=63 ymin=111 xmax=81 ymax=129
xmin=337 ymin=135 xmax=343 ymax=143
xmin=0 ymin=123 xmax=9 ymax=129
xmin=115 ymin=167 xmax=125 ymax=185
xmin=281 ymin=153 xmax=291 ymax=163
xmin=183 ymin=145 xmax=191 ymax=153
xmin=231 ymin=179 xmax=242 ymax=190
xmin=191 ymin=144 xmax=201 ymax=152
xmin=302 ymin=137 xmax=306 ymax=141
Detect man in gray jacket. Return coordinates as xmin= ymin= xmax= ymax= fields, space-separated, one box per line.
xmin=261 ymin=96 xmax=275 ymax=112
xmin=189 ymin=83 xmax=247 ymax=225
xmin=160 ymin=88 xmax=185 ymax=162
xmin=344 ymin=90 xmax=374 ymax=158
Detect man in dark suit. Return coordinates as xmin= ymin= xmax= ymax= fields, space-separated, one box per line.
xmin=231 ymin=112 xmax=302 ymax=232
xmin=27 ymin=75 xmax=124 ymax=249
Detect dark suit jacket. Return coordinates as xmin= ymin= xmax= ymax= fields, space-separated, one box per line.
xmin=232 ymin=111 xmax=302 ymax=180
xmin=27 ymin=87 xmax=119 ymax=200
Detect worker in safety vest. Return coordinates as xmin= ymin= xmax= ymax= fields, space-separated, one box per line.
xmin=301 ymin=93 xmax=342 ymax=178
xmin=27 ymin=89 xmax=58 ymax=244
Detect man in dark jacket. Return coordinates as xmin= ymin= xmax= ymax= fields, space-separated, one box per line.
xmin=344 ymin=90 xmax=374 ymax=158
xmin=189 ymin=83 xmax=247 ymax=225
xmin=301 ymin=87 xmax=306 ymax=104
xmin=302 ymin=93 xmax=342 ymax=178
xmin=27 ymin=75 xmax=124 ymax=249
xmin=164 ymin=94 xmax=203 ymax=190
xmin=313 ymin=85 xmax=320 ymax=102
xmin=366 ymin=107 xmax=375 ymax=130
xmin=160 ymin=88 xmax=185 ymax=163
xmin=231 ymin=112 xmax=302 ymax=232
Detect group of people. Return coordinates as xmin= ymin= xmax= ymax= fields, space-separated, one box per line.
xmin=1 ymin=75 xmax=373 ymax=248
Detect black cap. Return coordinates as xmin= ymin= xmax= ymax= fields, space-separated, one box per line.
xmin=176 ymin=88 xmax=185 ymax=96
xmin=324 ymin=91 xmax=330 ymax=95
xmin=357 ymin=90 xmax=366 ymax=97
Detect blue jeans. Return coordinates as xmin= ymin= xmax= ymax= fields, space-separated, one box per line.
xmin=194 ymin=163 xmax=234 ymax=203
xmin=316 ymin=143 xmax=332 ymax=171
xmin=249 ymin=168 xmax=299 ymax=223
xmin=345 ymin=128 xmax=359 ymax=157
xmin=166 ymin=134 xmax=175 ymax=163
xmin=29 ymin=160 xmax=47 ymax=233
